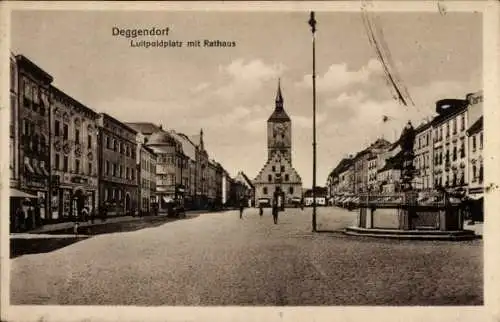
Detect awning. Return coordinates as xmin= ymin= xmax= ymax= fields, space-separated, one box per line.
xmin=40 ymin=162 xmax=49 ymax=176
xmin=467 ymin=194 xmax=483 ymax=200
xmin=10 ymin=188 xmax=37 ymax=198
xmin=162 ymin=196 xmax=174 ymax=203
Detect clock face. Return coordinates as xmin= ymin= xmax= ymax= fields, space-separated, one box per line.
xmin=273 ymin=123 xmax=288 ymax=138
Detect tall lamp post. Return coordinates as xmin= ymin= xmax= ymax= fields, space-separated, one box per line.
xmin=309 ymin=11 xmax=317 ymax=232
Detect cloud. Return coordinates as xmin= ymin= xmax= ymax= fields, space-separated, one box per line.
xmin=296 ymin=58 xmax=383 ymax=93
xmin=215 ymin=59 xmax=286 ymax=101
xmin=192 ymin=82 xmax=210 ymax=93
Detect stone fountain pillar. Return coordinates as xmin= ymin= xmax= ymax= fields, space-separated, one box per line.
xmin=398 ymin=121 xmax=417 ymax=230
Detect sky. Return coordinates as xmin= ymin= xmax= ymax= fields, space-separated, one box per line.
xmin=11 ymin=10 xmax=482 ymax=188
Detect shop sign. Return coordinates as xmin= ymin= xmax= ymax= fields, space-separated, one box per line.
xmin=71 ymin=176 xmax=88 ymax=184
xmin=25 ymin=177 xmax=47 ymax=189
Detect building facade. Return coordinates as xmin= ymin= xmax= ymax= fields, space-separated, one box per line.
xmin=413 ymin=122 xmax=433 ymax=190
xmin=98 ymin=113 xmax=138 ymax=216
xmin=10 ymin=53 xmax=19 ymax=189
xmin=15 ymin=55 xmax=54 ymax=219
xmin=147 ymin=130 xmax=183 ymax=212
xmin=50 ymin=86 xmax=99 ymax=220
xmin=431 ymin=98 xmax=469 ymax=190
xmin=137 ymin=132 xmax=157 ymax=214
xmin=466 ymin=91 xmax=483 ymax=199
xmin=253 ymin=81 xmax=302 ymax=207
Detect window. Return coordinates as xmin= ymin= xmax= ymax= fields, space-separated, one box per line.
xmin=54 ymin=120 xmax=60 ymax=137
xmin=88 ymin=162 xmax=92 ymax=175
xmin=289 ymin=187 xmax=294 ymax=194
xmin=131 ymin=168 xmax=135 ymax=180
xmin=280 ymin=166 xmax=285 ymax=172
xmin=63 ymin=156 xmax=68 ymax=172
xmin=126 ymin=167 xmax=130 ymax=179
xmin=268 ymin=174 xmax=272 ymax=182
xmin=106 ymin=136 xmax=111 ymax=149
xmin=75 ymin=129 xmax=80 ymax=144
xmin=112 ymin=163 xmax=117 ymax=176
xmin=75 ymin=159 xmax=80 ymax=174
xmin=472 ymin=136 xmax=477 ymax=150
xmin=87 ymin=135 xmax=92 ymax=149
xmin=55 ymin=154 xmax=60 ymax=170
xmin=480 ymin=133 xmax=483 ymax=149
xmin=472 ymin=165 xmax=477 ymax=181
xmin=446 ymin=123 xmax=449 ymax=137
xmin=272 ymin=166 xmax=275 ymax=172
xmin=479 ymin=165 xmax=483 ymax=183
xmin=263 ymin=187 xmax=268 ymax=195
xmin=119 ymin=165 xmax=123 ymax=178
xmin=285 ymin=174 xmax=289 ymax=181
xmin=453 ymin=146 xmax=457 ymax=161
xmin=460 ymin=139 xmax=465 ymax=158
xmin=461 ymin=114 xmax=465 ymax=131
xmin=113 ymin=139 xmax=117 ymax=151
xmin=453 ymin=118 xmax=457 ymax=134
xmin=63 ymin=124 xmax=69 ymax=140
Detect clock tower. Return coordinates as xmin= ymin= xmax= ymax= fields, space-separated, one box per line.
xmin=267 ymin=79 xmax=292 ymax=162
xmin=253 ymin=79 xmax=302 ymax=208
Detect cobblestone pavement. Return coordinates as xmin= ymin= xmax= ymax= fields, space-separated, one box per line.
xmin=10 ymin=207 xmax=482 ymax=305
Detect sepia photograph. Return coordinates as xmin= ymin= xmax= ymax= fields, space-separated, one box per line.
xmin=2 ymin=1 xmax=500 ymax=321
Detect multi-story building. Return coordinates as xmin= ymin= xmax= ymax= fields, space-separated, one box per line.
xmin=376 ymin=141 xmax=402 ymax=193
xmin=352 ymin=138 xmax=391 ymax=193
xmin=190 ymin=129 xmax=211 ymax=209
xmin=50 ymin=86 xmax=99 ymax=220
xmin=465 ymin=91 xmax=483 ymax=199
xmin=221 ymin=168 xmax=233 ymax=207
xmin=15 ymin=55 xmax=53 ymax=219
xmin=253 ymin=81 xmax=302 ymax=207
xmin=137 ymin=132 xmax=157 ymax=214
xmin=431 ymin=98 xmax=469 ymax=190
xmin=413 ymin=121 xmax=433 ymax=190
xmin=98 ymin=113 xmax=138 ymax=216
xmin=326 ymin=157 xmax=354 ymax=199
xmin=234 ymin=171 xmax=255 ymax=207
xmin=169 ymin=130 xmax=197 ymax=209
xmin=147 ymin=130 xmax=183 ymax=212
xmin=10 ymin=53 xmax=19 ymax=190
xmin=367 ymin=154 xmax=378 ymax=191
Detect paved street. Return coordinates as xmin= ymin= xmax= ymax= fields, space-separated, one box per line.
xmin=10 ymin=207 xmax=482 ymax=305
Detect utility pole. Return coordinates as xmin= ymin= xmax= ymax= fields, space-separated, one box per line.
xmin=309 ymin=11 xmax=317 ymax=232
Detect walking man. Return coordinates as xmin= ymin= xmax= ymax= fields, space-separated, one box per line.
xmin=272 ymin=202 xmax=279 ymax=224
xmin=239 ymin=198 xmax=245 ymax=219
xmin=259 ymin=204 xmax=263 ymax=217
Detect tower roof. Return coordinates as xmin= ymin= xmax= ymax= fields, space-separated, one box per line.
xmin=268 ymin=79 xmax=291 ymax=123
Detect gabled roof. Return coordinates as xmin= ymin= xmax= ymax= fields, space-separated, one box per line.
xmin=466 ymin=116 xmax=483 ymax=136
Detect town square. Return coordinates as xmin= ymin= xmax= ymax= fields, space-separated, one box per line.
xmin=5 ymin=6 xmax=489 ymax=312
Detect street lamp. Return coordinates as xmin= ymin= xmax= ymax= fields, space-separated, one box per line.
xmin=309 ymin=11 xmax=317 ymax=232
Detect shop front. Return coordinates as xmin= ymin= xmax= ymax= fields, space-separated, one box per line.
xmin=51 ymin=173 xmax=97 ymax=221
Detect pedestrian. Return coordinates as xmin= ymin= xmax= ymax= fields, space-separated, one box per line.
xmin=272 ymin=203 xmax=279 ymax=224
xmin=26 ymin=206 xmax=34 ymax=231
xmin=14 ymin=207 xmax=24 ymax=232
xmin=239 ymin=199 xmax=245 ymax=219
xmin=81 ymin=206 xmax=89 ymax=222
xmin=73 ymin=221 xmax=79 ymax=236
xmin=259 ymin=204 xmax=263 ymax=217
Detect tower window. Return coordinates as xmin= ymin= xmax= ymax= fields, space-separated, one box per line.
xmin=268 ymin=174 xmax=272 ymax=182
xmin=263 ymin=187 xmax=268 ymax=195
xmin=272 ymin=166 xmax=276 ymax=172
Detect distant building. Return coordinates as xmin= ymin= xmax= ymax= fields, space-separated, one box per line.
xmin=303 ymin=187 xmax=328 ymax=207
xmin=146 ymin=130 xmax=182 ymax=213
xmin=253 ymin=81 xmax=302 ymax=207
xmin=234 ymin=171 xmax=255 ymax=207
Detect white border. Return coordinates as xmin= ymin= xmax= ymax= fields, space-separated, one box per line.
xmin=1 ymin=1 xmax=499 ymax=322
